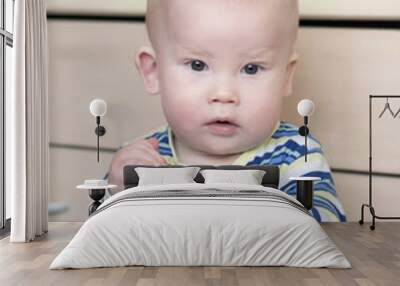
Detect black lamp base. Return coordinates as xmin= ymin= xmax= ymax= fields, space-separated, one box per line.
xmin=298 ymin=125 xmax=309 ymax=136
xmin=88 ymin=189 xmax=105 ymax=215
xmin=95 ymin=125 xmax=106 ymax=136
xmin=296 ymin=180 xmax=314 ymax=210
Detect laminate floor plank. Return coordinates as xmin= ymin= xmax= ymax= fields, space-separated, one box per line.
xmin=0 ymin=222 xmax=399 ymax=286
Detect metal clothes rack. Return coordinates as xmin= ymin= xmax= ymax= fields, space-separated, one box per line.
xmin=359 ymin=95 xmax=400 ymax=230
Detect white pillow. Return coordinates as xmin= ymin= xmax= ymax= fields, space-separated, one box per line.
xmin=135 ymin=167 xmax=201 ymax=186
xmin=200 ymin=169 xmax=266 ymax=185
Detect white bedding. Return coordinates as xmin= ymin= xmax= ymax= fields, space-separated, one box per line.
xmin=50 ymin=183 xmax=351 ymax=269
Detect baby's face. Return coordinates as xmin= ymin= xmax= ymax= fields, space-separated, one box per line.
xmin=140 ymin=0 xmax=298 ymax=155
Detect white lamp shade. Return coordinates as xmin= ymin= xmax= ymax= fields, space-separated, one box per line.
xmin=297 ymin=99 xmax=315 ymax=117
xmin=90 ymin=99 xmax=107 ymax=117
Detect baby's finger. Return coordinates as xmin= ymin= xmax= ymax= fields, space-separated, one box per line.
xmin=146 ymin=137 xmax=160 ymax=150
xmin=142 ymin=139 xmax=168 ymax=165
xmin=145 ymin=139 xmax=168 ymax=165
xmin=118 ymin=138 xmax=166 ymax=165
xmin=134 ymin=143 xmax=167 ymax=165
xmin=124 ymin=138 xmax=158 ymax=152
xmin=136 ymin=157 xmax=163 ymax=166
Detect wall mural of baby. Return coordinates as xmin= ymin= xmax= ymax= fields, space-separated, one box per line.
xmin=107 ymin=0 xmax=346 ymax=222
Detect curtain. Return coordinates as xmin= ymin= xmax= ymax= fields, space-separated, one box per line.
xmin=7 ymin=0 xmax=49 ymax=242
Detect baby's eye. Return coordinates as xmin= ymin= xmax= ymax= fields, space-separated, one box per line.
xmin=241 ymin=64 xmax=261 ymax=75
xmin=188 ymin=60 xmax=207 ymax=72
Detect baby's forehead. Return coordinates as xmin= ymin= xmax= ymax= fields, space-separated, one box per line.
xmin=147 ymin=0 xmax=298 ymax=48
xmin=147 ymin=0 xmax=297 ymax=23
xmin=147 ymin=0 xmax=296 ymax=10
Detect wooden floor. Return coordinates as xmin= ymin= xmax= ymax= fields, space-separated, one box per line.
xmin=0 ymin=222 xmax=400 ymax=286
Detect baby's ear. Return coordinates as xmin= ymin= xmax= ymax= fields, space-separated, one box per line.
xmin=135 ymin=46 xmax=160 ymax=95
xmin=283 ymin=53 xmax=299 ymax=97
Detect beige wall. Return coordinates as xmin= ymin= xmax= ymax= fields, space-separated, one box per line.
xmin=300 ymin=0 xmax=400 ymax=19
xmin=285 ymin=28 xmax=400 ymax=222
xmin=47 ymin=7 xmax=400 ymax=222
xmin=48 ymin=21 xmax=165 ymax=148
xmin=48 ymin=20 xmax=400 ymax=222
xmin=287 ymin=28 xmax=400 ymax=173
xmin=47 ymin=0 xmax=147 ymax=16
xmin=47 ymin=0 xmax=400 ymax=19
xmin=47 ymin=21 xmax=166 ymax=221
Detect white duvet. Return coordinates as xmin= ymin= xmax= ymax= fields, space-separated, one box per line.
xmin=50 ymin=183 xmax=351 ymax=269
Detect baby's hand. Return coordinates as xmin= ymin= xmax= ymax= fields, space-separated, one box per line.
xmin=107 ymin=138 xmax=167 ymax=190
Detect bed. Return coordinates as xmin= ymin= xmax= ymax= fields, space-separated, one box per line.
xmin=50 ymin=165 xmax=350 ymax=269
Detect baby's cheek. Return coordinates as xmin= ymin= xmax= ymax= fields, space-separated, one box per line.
xmin=163 ymin=97 xmax=201 ymax=130
xmin=168 ymin=103 xmax=197 ymax=120
xmin=258 ymin=100 xmax=281 ymax=120
xmin=241 ymin=93 xmax=282 ymax=136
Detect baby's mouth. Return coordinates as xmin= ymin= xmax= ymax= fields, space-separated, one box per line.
xmin=205 ymin=119 xmax=239 ymax=136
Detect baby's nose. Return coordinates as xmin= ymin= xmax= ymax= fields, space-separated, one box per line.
xmin=207 ymin=91 xmax=240 ymax=105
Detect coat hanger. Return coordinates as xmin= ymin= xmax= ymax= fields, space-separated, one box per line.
xmin=378 ymin=97 xmax=395 ymax=118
